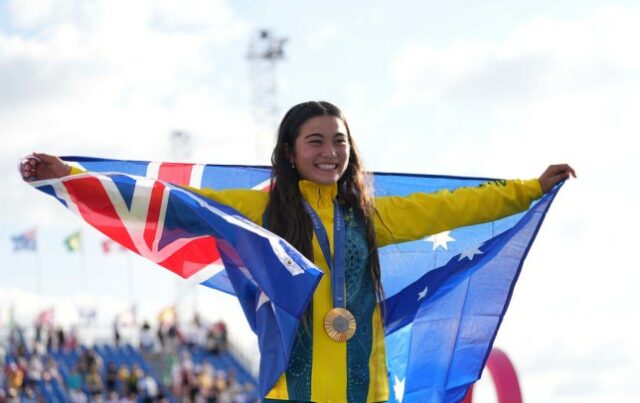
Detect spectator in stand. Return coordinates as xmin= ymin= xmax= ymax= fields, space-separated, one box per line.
xmin=139 ymin=372 xmax=159 ymax=403
xmin=105 ymin=362 xmax=118 ymax=396
xmin=113 ymin=320 xmax=121 ymax=347
xmin=217 ymin=321 xmax=227 ymax=350
xmin=22 ymin=385 xmax=38 ymax=403
xmin=56 ymin=326 xmax=66 ymax=351
xmin=105 ymin=390 xmax=119 ymax=403
xmin=86 ymin=365 xmax=105 ymax=402
xmin=23 ymin=355 xmax=43 ymax=396
xmin=188 ymin=364 xmax=201 ymax=402
xmin=117 ymin=364 xmax=131 ymax=397
xmin=185 ymin=314 xmax=202 ymax=351
xmin=139 ymin=321 xmax=155 ymax=353
xmin=45 ymin=327 xmax=54 ymax=351
xmin=197 ymin=362 xmax=216 ymax=402
xmin=156 ymin=324 xmax=166 ymax=352
xmin=42 ymin=356 xmax=63 ymax=385
xmin=128 ymin=364 xmax=144 ymax=401
xmin=34 ymin=324 xmax=43 ymax=344
xmin=77 ymin=347 xmax=102 ymax=379
xmin=5 ymin=386 xmax=20 ymax=403
xmin=172 ymin=352 xmax=197 ymax=401
xmin=0 ymin=358 xmax=6 ymax=394
xmin=6 ymin=362 xmax=24 ymax=395
xmin=65 ymin=327 xmax=79 ymax=352
xmin=66 ymin=365 xmax=86 ymax=403
xmin=205 ymin=325 xmax=218 ymax=355
xmin=242 ymin=382 xmax=259 ymax=403
xmin=206 ymin=321 xmax=228 ymax=355
xmin=167 ymin=323 xmax=181 ymax=354
xmin=213 ymin=371 xmax=228 ymax=401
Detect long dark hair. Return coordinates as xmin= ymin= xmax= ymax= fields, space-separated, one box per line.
xmin=264 ymin=101 xmax=384 ymax=311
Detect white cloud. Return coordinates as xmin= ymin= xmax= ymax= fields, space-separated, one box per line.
xmin=306 ymin=25 xmax=340 ymax=50
xmin=6 ymin=0 xmax=58 ymax=29
xmin=0 ymin=0 xmax=259 ymax=208
xmin=390 ymin=5 xmax=640 ymax=108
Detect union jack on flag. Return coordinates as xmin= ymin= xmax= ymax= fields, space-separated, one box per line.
xmin=32 ymin=157 xmax=322 ymax=395
xmin=30 ymin=156 xmax=563 ymax=402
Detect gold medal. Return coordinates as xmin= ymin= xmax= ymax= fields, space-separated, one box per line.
xmin=324 ymin=307 xmax=356 ymax=342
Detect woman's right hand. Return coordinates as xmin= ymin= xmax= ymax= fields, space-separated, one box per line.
xmin=20 ymin=153 xmax=71 ymax=182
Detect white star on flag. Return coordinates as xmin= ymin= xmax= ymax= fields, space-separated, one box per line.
xmin=458 ymin=244 xmax=484 ymax=262
xmin=417 ymin=285 xmax=429 ymax=301
xmin=256 ymin=291 xmax=270 ymax=311
xmin=425 ymin=231 xmax=455 ymax=251
xmin=393 ymin=375 xmax=405 ymax=403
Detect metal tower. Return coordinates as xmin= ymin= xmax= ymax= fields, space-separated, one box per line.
xmin=247 ymin=29 xmax=288 ymax=162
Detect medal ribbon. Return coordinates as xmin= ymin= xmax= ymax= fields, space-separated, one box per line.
xmin=302 ymin=200 xmax=346 ymax=309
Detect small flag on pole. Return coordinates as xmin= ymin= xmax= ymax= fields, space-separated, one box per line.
xmin=12 ymin=228 xmax=37 ymax=252
xmin=34 ymin=307 xmax=55 ymax=327
xmin=78 ymin=307 xmax=97 ymax=325
xmin=64 ymin=231 xmax=82 ymax=252
xmin=116 ymin=305 xmax=137 ymax=327
xmin=101 ymin=238 xmax=127 ymax=254
xmin=158 ymin=305 xmax=177 ymax=326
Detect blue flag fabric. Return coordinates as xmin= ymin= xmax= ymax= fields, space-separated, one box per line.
xmin=12 ymin=228 xmax=37 ymax=252
xmin=33 ymin=156 xmax=561 ymax=402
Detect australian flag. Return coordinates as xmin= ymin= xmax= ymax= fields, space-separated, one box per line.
xmin=30 ymin=156 xmax=562 ymax=402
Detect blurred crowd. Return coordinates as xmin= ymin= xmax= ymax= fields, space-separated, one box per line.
xmin=1 ymin=314 xmax=257 ymax=403
xmin=169 ymin=350 xmax=256 ymax=403
xmin=136 ymin=315 xmax=229 ymax=356
xmin=2 ymin=324 xmax=67 ymax=401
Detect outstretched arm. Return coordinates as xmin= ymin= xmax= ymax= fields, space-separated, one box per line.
xmin=19 ymin=153 xmax=269 ymax=225
xmin=374 ymin=164 xmax=576 ymax=247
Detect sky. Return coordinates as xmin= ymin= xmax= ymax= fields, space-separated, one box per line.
xmin=1 ymin=0 xmax=639 ymax=401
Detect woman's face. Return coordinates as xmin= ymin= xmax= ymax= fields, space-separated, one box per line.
xmin=290 ymin=115 xmax=350 ymax=185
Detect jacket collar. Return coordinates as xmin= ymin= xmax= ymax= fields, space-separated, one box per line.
xmin=298 ymin=180 xmax=338 ymax=209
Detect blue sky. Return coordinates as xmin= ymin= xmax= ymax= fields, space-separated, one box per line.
xmin=1 ymin=1 xmax=638 ymax=401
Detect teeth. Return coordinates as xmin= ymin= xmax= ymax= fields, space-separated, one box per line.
xmin=317 ymin=164 xmax=337 ymax=170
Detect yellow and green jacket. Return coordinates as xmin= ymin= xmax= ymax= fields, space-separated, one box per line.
xmin=189 ymin=178 xmax=542 ymax=403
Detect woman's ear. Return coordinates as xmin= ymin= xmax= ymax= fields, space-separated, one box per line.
xmin=284 ymin=143 xmax=294 ymax=164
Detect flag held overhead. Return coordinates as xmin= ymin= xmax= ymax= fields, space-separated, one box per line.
xmin=30 ymin=156 xmax=563 ymax=401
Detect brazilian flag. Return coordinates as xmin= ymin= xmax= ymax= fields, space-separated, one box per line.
xmin=64 ymin=231 xmax=82 ymax=252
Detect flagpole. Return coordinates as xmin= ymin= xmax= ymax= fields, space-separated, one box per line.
xmin=35 ymin=240 xmax=43 ymax=307
xmin=80 ymin=229 xmax=88 ymax=293
xmin=126 ymin=251 xmax=134 ymax=307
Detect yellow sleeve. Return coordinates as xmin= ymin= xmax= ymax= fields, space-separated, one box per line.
xmin=374 ymin=178 xmax=543 ymax=247
xmin=69 ymin=166 xmax=84 ymax=175
xmin=183 ymin=187 xmax=269 ymax=225
xmin=68 ymin=166 xmax=268 ymax=225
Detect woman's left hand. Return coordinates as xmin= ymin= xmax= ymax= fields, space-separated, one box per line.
xmin=539 ymin=164 xmax=576 ymax=193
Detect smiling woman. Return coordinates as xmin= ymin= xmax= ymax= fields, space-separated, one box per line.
xmin=287 ymin=115 xmax=351 ymax=185
xmin=20 ymin=100 xmax=575 ymax=403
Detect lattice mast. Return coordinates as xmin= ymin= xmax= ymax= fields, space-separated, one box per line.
xmin=247 ymin=30 xmax=288 ymax=163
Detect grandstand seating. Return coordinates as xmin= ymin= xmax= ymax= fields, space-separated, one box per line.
xmin=4 ymin=343 xmax=259 ymax=401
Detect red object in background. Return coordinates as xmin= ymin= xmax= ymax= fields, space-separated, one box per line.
xmin=462 ymin=348 xmax=523 ymax=403
xmin=34 ymin=307 xmax=55 ymax=327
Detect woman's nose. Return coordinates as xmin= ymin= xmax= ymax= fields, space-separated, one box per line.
xmin=320 ymin=144 xmax=338 ymax=157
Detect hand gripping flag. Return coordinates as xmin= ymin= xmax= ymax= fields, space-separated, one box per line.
xmin=29 ymin=156 xmax=562 ymax=402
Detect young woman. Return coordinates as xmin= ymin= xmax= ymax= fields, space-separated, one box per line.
xmin=21 ymin=101 xmax=575 ymax=402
